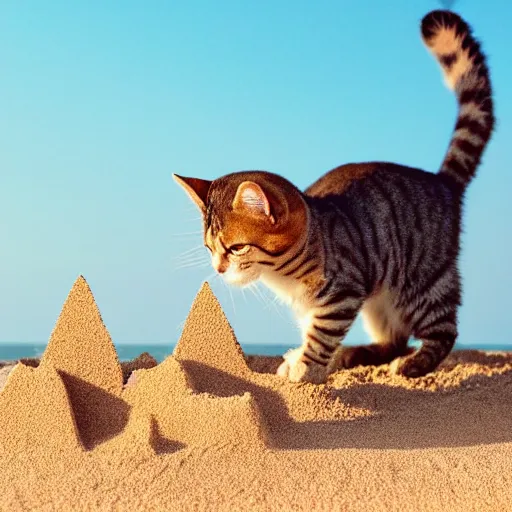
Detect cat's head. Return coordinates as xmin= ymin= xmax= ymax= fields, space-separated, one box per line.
xmin=174 ymin=171 xmax=308 ymax=286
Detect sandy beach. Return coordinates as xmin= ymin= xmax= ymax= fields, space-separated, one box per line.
xmin=1 ymin=276 xmax=511 ymax=511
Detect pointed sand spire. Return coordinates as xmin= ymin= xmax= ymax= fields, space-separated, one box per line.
xmin=174 ymin=282 xmax=250 ymax=381
xmin=40 ymin=275 xmax=126 ymax=449
xmin=40 ymin=275 xmax=123 ymax=391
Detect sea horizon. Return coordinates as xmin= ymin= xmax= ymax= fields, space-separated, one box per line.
xmin=1 ymin=341 xmax=511 ymax=363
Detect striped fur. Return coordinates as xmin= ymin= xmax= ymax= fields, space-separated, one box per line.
xmin=421 ymin=10 xmax=494 ymax=189
xmin=174 ymin=10 xmax=494 ymax=383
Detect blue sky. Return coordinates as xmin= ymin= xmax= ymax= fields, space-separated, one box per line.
xmin=0 ymin=0 xmax=511 ymax=348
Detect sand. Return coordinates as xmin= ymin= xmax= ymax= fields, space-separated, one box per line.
xmin=0 ymin=277 xmax=511 ymax=511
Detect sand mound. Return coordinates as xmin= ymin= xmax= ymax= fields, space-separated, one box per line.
xmin=168 ymin=281 xmax=364 ymax=448
xmin=1 ymin=278 xmax=269 ymax=454
xmin=2 ymin=351 xmax=160 ymax=386
xmin=41 ymin=275 xmax=123 ymax=392
xmin=1 ymin=276 xmax=511 ymax=510
xmin=174 ymin=282 xmax=250 ymax=381
xmin=94 ymin=407 xmax=159 ymax=462
xmin=123 ymin=355 xmax=267 ymax=450
xmin=40 ymin=275 xmax=126 ymax=449
xmin=0 ymin=363 xmax=82 ymax=455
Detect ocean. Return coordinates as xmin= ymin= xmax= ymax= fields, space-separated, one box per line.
xmin=0 ymin=342 xmax=293 ymax=363
xmin=0 ymin=342 xmax=510 ymax=363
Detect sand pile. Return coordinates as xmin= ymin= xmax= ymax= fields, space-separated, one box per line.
xmin=38 ymin=276 xmax=125 ymax=449
xmin=0 ymin=278 xmax=271 ymax=455
xmin=0 ymin=363 xmax=82 ymax=456
xmin=123 ymin=350 xmax=267 ymax=451
xmin=0 ymin=276 xmax=511 ymax=511
xmin=174 ymin=282 xmax=250 ymax=379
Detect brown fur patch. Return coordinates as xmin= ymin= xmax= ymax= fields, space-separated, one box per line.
xmin=305 ymin=163 xmax=382 ymax=198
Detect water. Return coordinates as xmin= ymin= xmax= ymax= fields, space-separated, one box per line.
xmin=0 ymin=342 xmax=510 ymax=363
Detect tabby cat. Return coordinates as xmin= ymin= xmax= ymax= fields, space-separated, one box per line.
xmin=174 ymin=10 xmax=494 ymax=383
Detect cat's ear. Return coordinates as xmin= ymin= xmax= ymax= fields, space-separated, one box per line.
xmin=232 ymin=181 xmax=275 ymax=223
xmin=173 ymin=174 xmax=211 ymax=212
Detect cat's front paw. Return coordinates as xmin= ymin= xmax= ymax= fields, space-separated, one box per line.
xmin=276 ymin=348 xmax=328 ymax=384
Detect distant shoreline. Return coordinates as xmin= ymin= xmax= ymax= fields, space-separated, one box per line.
xmin=1 ymin=342 xmax=511 ymax=366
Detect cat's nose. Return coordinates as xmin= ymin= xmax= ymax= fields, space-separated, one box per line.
xmin=212 ymin=254 xmax=228 ymax=274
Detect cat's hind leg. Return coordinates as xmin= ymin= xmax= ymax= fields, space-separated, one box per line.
xmin=390 ymin=272 xmax=460 ymax=377
xmin=391 ymin=305 xmax=458 ymax=378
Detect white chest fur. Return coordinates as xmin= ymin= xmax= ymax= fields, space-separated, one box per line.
xmin=260 ymin=271 xmax=302 ymax=305
xmin=259 ymin=271 xmax=312 ymax=331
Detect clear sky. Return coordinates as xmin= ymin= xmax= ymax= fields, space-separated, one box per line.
xmin=1 ymin=0 xmax=511 ymax=348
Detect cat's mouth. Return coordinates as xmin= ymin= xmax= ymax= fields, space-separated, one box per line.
xmin=221 ymin=265 xmax=260 ymax=287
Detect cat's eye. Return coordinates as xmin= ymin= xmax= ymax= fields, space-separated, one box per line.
xmin=229 ymin=244 xmax=250 ymax=255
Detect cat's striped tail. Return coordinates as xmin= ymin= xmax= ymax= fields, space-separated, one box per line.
xmin=421 ymin=10 xmax=494 ymax=191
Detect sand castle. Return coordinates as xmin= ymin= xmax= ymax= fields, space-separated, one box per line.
xmin=0 ymin=276 xmax=268 ymax=455
xmin=1 ymin=276 xmax=512 ymax=510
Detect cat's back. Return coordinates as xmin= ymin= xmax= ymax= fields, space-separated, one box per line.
xmin=305 ymin=162 xmax=451 ymax=201
xmin=305 ymin=162 xmax=461 ymax=270
xmin=305 ymin=162 xmax=459 ymax=219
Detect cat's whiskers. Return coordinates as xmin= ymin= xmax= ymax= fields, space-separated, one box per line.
xmin=180 ymin=209 xmax=202 ymax=223
xmin=261 ymin=285 xmax=289 ymax=322
xmin=271 ymin=293 xmax=287 ymax=310
xmin=173 ymin=247 xmax=204 ymax=259
xmin=169 ymin=230 xmax=203 ymax=238
xmin=205 ymin=271 xmax=219 ymax=283
xmin=247 ymin=283 xmax=264 ymax=307
xmin=182 ymin=203 xmax=201 ymax=213
xmin=176 ymin=245 xmax=204 ymax=256
xmin=203 ymin=272 xmax=238 ymax=317
xmin=219 ymin=278 xmax=237 ymax=316
xmin=174 ymin=260 xmax=209 ymax=270
xmin=246 ymin=283 xmax=285 ymax=323
xmin=172 ymin=246 xmax=206 ymax=264
xmin=173 ymin=253 xmax=209 ymax=265
xmin=173 ymin=259 xmax=210 ymax=271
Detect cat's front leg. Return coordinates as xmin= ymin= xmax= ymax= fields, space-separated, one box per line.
xmin=277 ymin=346 xmax=328 ymax=384
xmin=277 ymin=290 xmax=363 ymax=384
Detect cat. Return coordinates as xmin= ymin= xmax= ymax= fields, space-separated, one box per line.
xmin=174 ymin=10 xmax=494 ymax=384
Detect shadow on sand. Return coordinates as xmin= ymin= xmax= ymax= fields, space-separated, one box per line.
xmin=180 ymin=352 xmax=512 ymax=451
